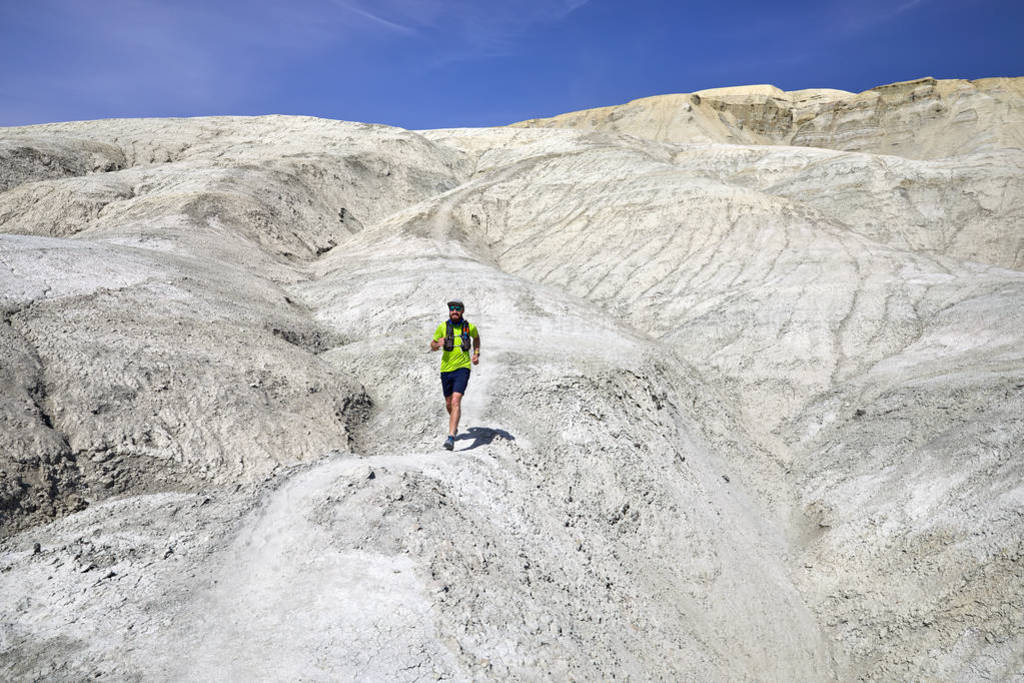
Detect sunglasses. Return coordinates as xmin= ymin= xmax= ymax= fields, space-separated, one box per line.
xmin=448 ymin=306 xmax=464 ymax=311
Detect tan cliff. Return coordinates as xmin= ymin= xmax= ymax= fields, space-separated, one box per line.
xmin=513 ymin=76 xmax=1024 ymax=159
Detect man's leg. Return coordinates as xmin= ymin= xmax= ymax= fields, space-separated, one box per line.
xmin=441 ymin=372 xmax=455 ymax=449
xmin=448 ymin=392 xmax=462 ymax=437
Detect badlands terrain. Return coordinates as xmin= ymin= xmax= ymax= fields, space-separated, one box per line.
xmin=1 ymin=76 xmax=1022 ymax=680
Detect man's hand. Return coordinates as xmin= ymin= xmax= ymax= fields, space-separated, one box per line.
xmin=472 ymin=351 xmax=480 ymax=365
xmin=430 ymin=339 xmax=441 ymax=351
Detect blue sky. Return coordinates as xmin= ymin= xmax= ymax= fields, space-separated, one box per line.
xmin=1 ymin=0 xmax=1021 ymax=128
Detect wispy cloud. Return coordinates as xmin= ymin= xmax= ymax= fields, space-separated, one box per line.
xmin=895 ymin=0 xmax=926 ymax=15
xmin=327 ymin=0 xmax=416 ymax=35
xmin=337 ymin=0 xmax=590 ymax=54
xmin=834 ymin=0 xmax=932 ymax=33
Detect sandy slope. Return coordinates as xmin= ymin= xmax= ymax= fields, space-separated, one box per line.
xmin=1 ymin=78 xmax=1022 ymax=680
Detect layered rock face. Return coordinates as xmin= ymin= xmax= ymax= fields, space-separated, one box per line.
xmin=513 ymin=77 xmax=1024 ymax=160
xmin=1 ymin=79 xmax=1022 ymax=680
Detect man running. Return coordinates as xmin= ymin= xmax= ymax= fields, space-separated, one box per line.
xmin=429 ymin=300 xmax=480 ymax=450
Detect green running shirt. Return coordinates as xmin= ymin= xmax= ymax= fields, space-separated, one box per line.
xmin=433 ymin=322 xmax=478 ymax=373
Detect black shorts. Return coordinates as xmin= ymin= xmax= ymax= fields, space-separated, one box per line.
xmin=440 ymin=367 xmax=471 ymax=397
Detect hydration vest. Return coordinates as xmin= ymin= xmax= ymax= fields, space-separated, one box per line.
xmin=443 ymin=319 xmax=471 ymax=352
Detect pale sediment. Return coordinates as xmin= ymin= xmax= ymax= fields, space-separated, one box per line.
xmin=1 ymin=79 xmax=1022 ymax=680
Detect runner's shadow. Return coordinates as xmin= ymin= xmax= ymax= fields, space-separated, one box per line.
xmin=458 ymin=427 xmax=516 ymax=451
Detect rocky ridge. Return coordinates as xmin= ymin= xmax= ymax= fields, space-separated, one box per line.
xmin=513 ymin=76 xmax=1024 ymax=160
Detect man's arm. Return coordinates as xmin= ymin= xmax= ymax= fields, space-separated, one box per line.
xmin=472 ymin=330 xmax=480 ymax=364
xmin=430 ymin=325 xmax=443 ymax=351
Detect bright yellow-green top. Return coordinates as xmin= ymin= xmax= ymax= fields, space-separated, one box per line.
xmin=433 ymin=321 xmax=478 ymax=373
